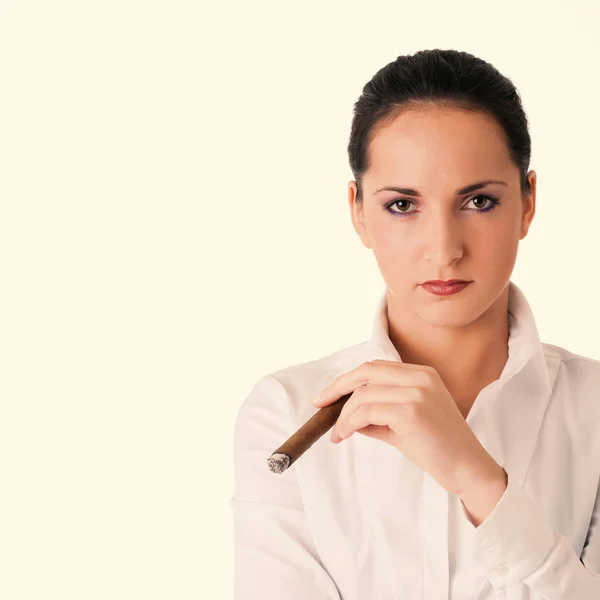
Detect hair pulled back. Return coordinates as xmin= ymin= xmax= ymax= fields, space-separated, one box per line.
xmin=347 ymin=49 xmax=532 ymax=203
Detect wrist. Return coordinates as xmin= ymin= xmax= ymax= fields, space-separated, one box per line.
xmin=459 ymin=464 xmax=508 ymax=527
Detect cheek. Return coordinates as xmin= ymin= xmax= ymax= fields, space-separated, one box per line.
xmin=479 ymin=220 xmax=520 ymax=263
xmin=369 ymin=225 xmax=420 ymax=279
xmin=368 ymin=217 xmax=520 ymax=274
xmin=368 ymin=214 xmax=421 ymax=252
xmin=371 ymin=223 xmax=410 ymax=256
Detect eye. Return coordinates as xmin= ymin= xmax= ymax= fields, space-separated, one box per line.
xmin=384 ymin=194 xmax=500 ymax=218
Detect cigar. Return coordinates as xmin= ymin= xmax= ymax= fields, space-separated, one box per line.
xmin=267 ymin=391 xmax=353 ymax=474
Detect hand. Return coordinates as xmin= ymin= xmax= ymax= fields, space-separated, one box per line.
xmin=313 ymin=359 xmax=502 ymax=497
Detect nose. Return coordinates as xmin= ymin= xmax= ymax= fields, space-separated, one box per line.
xmin=424 ymin=212 xmax=464 ymax=266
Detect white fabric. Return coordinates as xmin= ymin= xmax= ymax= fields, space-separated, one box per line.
xmin=231 ymin=280 xmax=600 ymax=599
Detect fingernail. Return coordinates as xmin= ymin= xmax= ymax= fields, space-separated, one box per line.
xmin=313 ymin=394 xmax=321 ymax=405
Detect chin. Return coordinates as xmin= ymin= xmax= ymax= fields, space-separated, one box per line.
xmin=414 ymin=300 xmax=480 ymax=328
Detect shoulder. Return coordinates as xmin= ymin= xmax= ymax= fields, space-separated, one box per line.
xmin=542 ymin=341 xmax=600 ymax=416
xmin=234 ymin=340 xmax=371 ymax=436
xmin=543 ymin=341 xmax=600 ymax=380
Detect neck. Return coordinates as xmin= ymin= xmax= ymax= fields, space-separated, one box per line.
xmin=387 ymin=285 xmax=511 ymax=399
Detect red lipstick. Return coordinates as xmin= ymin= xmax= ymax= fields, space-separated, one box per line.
xmin=421 ymin=280 xmax=472 ymax=296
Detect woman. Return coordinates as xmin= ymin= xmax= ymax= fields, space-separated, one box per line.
xmin=231 ymin=49 xmax=600 ymax=599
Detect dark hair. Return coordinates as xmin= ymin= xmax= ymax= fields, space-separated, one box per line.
xmin=347 ymin=49 xmax=532 ymax=204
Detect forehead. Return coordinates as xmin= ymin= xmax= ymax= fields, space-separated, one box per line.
xmin=366 ymin=107 xmax=515 ymax=189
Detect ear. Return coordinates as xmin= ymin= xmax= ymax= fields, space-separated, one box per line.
xmin=519 ymin=170 xmax=537 ymax=240
xmin=348 ymin=180 xmax=373 ymax=249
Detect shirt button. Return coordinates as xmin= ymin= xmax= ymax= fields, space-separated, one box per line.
xmin=494 ymin=565 xmax=509 ymax=576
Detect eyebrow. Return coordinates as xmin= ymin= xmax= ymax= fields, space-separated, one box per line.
xmin=374 ymin=179 xmax=508 ymax=197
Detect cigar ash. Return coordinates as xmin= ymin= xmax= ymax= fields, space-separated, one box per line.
xmin=267 ymin=452 xmax=291 ymax=474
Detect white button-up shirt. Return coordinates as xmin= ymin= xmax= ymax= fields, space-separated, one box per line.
xmin=231 ymin=280 xmax=600 ymax=599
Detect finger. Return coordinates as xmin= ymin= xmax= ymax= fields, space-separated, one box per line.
xmin=331 ymin=422 xmax=389 ymax=444
xmin=354 ymin=423 xmax=391 ymax=443
xmin=343 ymin=383 xmax=421 ymax=410
xmin=314 ymin=361 xmax=378 ymax=407
xmin=335 ymin=402 xmax=407 ymax=441
xmin=335 ymin=383 xmax=420 ymax=432
xmin=314 ymin=360 xmax=428 ymax=407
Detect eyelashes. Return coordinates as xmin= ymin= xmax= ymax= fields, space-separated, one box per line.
xmin=384 ymin=194 xmax=501 ymax=218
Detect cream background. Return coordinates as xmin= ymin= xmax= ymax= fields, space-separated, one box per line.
xmin=1 ymin=1 xmax=599 ymax=598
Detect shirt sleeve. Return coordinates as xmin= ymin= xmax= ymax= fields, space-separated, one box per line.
xmin=459 ymin=468 xmax=600 ymax=598
xmin=230 ymin=375 xmax=341 ymax=600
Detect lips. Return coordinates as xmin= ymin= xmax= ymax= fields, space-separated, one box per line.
xmin=422 ymin=279 xmax=470 ymax=285
xmin=421 ymin=280 xmax=472 ymax=296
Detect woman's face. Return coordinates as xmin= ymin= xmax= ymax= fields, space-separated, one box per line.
xmin=348 ymin=106 xmax=536 ymax=327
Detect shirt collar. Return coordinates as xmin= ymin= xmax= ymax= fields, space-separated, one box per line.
xmin=367 ymin=280 xmax=552 ymax=396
